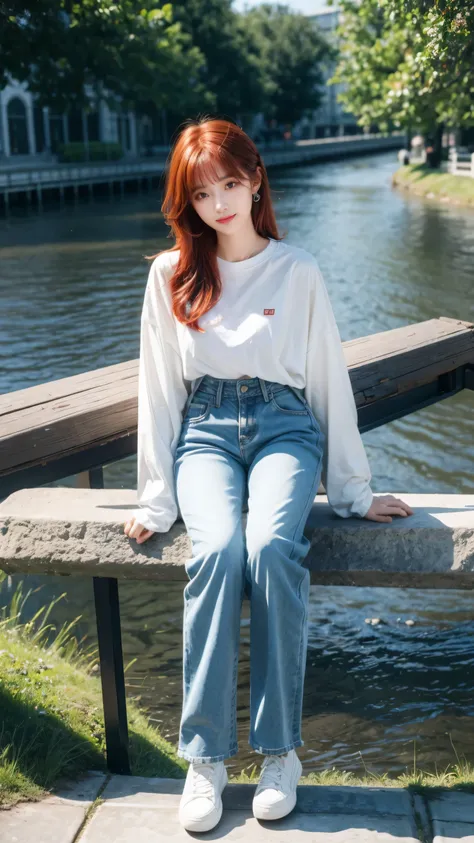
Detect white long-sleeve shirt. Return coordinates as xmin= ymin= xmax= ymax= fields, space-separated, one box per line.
xmin=131 ymin=237 xmax=373 ymax=532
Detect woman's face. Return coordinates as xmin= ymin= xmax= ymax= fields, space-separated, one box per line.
xmin=189 ymin=167 xmax=261 ymax=233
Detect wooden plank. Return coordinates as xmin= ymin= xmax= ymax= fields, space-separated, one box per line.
xmin=1 ymin=317 xmax=473 ymax=476
xmin=346 ymin=317 xmax=474 ymax=403
xmin=0 ymin=359 xmax=138 ymax=414
xmin=344 ymin=317 xmax=472 ymax=367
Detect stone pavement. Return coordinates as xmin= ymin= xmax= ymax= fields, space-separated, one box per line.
xmin=2 ymin=772 xmax=474 ymax=842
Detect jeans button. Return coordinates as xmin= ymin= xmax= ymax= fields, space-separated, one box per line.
xmin=241 ymin=385 xmax=248 ymax=392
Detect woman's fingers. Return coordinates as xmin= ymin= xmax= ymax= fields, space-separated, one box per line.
xmin=383 ymin=506 xmax=409 ymax=517
xmin=380 ymin=496 xmax=413 ymax=515
xmin=123 ymin=518 xmax=154 ymax=543
xmin=124 ymin=518 xmax=137 ymax=537
xmin=365 ymin=495 xmax=414 ymax=523
xmin=392 ymin=499 xmax=413 ymax=515
xmin=136 ymin=529 xmax=154 ymax=544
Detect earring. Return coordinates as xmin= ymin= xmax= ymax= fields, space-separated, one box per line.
xmin=252 ymin=192 xmax=261 ymax=202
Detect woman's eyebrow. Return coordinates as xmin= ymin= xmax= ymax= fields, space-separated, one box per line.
xmin=193 ymin=174 xmax=233 ymax=191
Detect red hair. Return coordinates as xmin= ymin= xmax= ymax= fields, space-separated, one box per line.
xmin=147 ymin=116 xmax=284 ymax=333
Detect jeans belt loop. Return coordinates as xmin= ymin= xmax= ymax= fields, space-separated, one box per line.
xmin=258 ymin=378 xmax=270 ymax=402
xmin=288 ymin=385 xmax=306 ymax=404
xmin=215 ymin=380 xmax=224 ymax=408
xmin=187 ymin=375 xmax=205 ymax=410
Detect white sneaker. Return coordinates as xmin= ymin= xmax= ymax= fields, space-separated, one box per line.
xmin=178 ymin=760 xmax=228 ymax=832
xmin=252 ymin=748 xmax=302 ymax=820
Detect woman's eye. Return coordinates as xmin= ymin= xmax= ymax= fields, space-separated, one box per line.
xmin=194 ymin=181 xmax=237 ymax=200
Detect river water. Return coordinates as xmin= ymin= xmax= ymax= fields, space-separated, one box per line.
xmin=1 ymin=150 xmax=474 ymax=778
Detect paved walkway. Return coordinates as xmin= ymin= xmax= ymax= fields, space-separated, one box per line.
xmin=1 ymin=772 xmax=474 ymax=841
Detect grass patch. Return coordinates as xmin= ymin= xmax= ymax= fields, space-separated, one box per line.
xmin=392 ymin=164 xmax=474 ymax=207
xmin=232 ymin=747 xmax=474 ymax=796
xmin=1 ymin=573 xmax=474 ymax=811
xmin=0 ymin=576 xmax=187 ymax=809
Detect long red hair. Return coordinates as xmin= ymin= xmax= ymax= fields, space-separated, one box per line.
xmin=147 ymin=116 xmax=284 ymax=333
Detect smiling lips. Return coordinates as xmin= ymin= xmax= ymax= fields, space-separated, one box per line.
xmin=216 ymin=214 xmax=236 ymax=223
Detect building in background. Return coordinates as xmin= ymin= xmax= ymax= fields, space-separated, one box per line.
xmin=294 ymin=0 xmax=361 ymax=139
xmin=0 ymin=76 xmax=151 ymax=162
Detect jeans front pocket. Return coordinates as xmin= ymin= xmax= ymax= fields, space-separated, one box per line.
xmin=184 ymin=399 xmax=212 ymax=425
xmin=271 ymin=385 xmax=323 ymax=437
xmin=270 ymin=387 xmax=308 ymax=416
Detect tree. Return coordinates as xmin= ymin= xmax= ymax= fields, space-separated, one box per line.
xmin=242 ymin=3 xmax=333 ymax=126
xmin=380 ymin=0 xmax=474 ymax=132
xmin=329 ymin=0 xmax=474 ymax=166
xmin=0 ymin=0 xmax=214 ymax=115
xmin=170 ymin=0 xmax=263 ymax=122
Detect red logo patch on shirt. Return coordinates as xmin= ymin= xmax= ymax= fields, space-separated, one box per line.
xmin=264 ymin=309 xmax=275 ymax=315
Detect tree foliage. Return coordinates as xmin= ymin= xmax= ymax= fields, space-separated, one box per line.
xmin=0 ymin=0 xmax=213 ymax=114
xmin=0 ymin=0 xmax=333 ymax=127
xmin=242 ymin=3 xmax=333 ymax=125
xmin=330 ymin=0 xmax=474 ymax=132
xmin=170 ymin=0 xmax=262 ymax=119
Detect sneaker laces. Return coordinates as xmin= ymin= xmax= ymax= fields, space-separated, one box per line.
xmin=259 ymin=754 xmax=286 ymax=789
xmin=191 ymin=763 xmax=220 ymax=797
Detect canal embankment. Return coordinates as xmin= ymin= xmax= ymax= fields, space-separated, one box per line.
xmin=0 ymin=133 xmax=404 ymax=211
xmin=392 ymin=163 xmax=474 ymax=208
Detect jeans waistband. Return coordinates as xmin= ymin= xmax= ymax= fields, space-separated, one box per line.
xmin=187 ymin=375 xmax=304 ymax=410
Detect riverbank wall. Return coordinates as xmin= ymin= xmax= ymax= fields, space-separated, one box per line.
xmin=392 ymin=163 xmax=474 ymax=208
xmin=0 ymin=133 xmax=404 ymax=211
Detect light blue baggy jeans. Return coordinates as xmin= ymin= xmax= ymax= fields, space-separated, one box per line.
xmin=173 ymin=375 xmax=325 ymax=764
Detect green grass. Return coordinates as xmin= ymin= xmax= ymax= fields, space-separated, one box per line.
xmin=0 ymin=577 xmax=188 ymax=808
xmin=392 ymin=164 xmax=474 ymax=207
xmin=234 ymin=748 xmax=474 ymax=797
xmin=1 ymin=574 xmax=474 ymax=811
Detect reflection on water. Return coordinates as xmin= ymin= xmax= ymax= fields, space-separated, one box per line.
xmin=1 ymin=151 xmax=473 ymax=775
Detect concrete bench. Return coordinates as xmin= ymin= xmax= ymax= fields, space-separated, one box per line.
xmin=1 ymin=488 xmax=474 ymax=589
xmin=1 ymin=487 xmax=474 ymax=777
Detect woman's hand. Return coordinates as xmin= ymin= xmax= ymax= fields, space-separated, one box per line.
xmin=363 ymin=494 xmax=414 ymax=523
xmin=123 ymin=516 xmax=155 ymax=544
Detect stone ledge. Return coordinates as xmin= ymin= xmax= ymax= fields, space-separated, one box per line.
xmin=1 ymin=488 xmax=474 ymax=588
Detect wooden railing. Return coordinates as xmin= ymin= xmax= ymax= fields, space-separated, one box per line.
xmin=1 ymin=316 xmax=472 ymax=498
xmin=448 ymin=149 xmax=474 ymax=178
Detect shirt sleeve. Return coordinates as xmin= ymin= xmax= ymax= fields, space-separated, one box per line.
xmin=304 ymin=259 xmax=374 ymax=519
xmin=130 ymin=256 xmax=189 ymax=533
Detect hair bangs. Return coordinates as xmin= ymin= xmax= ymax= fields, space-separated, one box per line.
xmin=185 ymin=145 xmax=248 ymax=198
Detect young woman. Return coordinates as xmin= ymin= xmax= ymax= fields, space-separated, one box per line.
xmin=123 ymin=116 xmax=413 ymax=833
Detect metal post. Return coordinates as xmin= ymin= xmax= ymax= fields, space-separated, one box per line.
xmin=93 ymin=576 xmax=131 ymax=774
xmin=86 ymin=466 xmax=131 ymax=774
